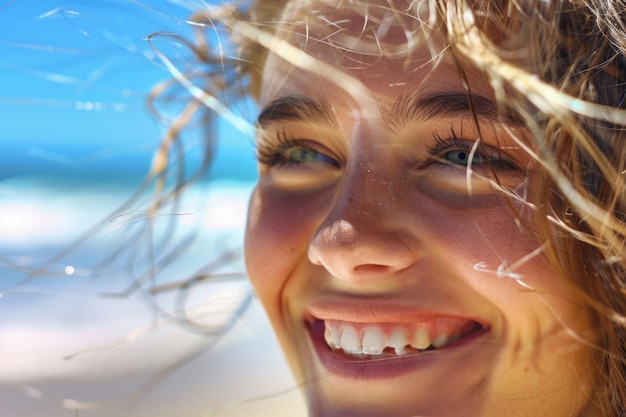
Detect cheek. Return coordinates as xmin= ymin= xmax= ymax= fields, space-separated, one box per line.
xmin=244 ymin=187 xmax=326 ymax=306
xmin=432 ymin=204 xmax=589 ymax=335
xmin=415 ymin=197 xmax=538 ymax=293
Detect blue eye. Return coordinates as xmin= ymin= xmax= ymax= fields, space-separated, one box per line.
xmin=443 ymin=149 xmax=492 ymax=167
xmin=444 ymin=149 xmax=471 ymax=165
xmin=430 ymin=131 xmax=520 ymax=171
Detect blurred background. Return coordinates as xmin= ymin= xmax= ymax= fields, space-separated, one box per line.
xmin=0 ymin=1 xmax=304 ymax=415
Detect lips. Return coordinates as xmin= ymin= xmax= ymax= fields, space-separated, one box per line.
xmin=304 ymin=318 xmax=488 ymax=380
xmin=303 ymin=301 xmax=489 ymax=378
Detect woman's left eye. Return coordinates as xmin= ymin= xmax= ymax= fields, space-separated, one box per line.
xmin=444 ymin=149 xmax=473 ymax=166
xmin=418 ymin=132 xmax=527 ymax=198
xmin=442 ymin=149 xmax=499 ymax=167
xmin=430 ymin=132 xmax=521 ymax=171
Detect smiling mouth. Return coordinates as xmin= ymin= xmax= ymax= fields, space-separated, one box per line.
xmin=315 ymin=317 xmax=484 ymax=360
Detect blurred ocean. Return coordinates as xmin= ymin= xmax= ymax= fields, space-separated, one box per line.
xmin=0 ymin=1 xmax=304 ymax=416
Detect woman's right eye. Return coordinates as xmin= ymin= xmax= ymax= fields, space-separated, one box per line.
xmin=256 ymin=134 xmax=340 ymax=169
xmin=277 ymin=145 xmax=339 ymax=167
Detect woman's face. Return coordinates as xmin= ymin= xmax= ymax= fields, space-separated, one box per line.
xmin=245 ymin=2 xmax=596 ymax=416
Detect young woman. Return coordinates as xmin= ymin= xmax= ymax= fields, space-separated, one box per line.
xmin=179 ymin=0 xmax=626 ymax=415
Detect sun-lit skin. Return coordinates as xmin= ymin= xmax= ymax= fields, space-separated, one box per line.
xmin=245 ymin=2 xmax=598 ymax=416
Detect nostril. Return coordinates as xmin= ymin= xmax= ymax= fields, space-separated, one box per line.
xmin=308 ymin=217 xmax=419 ymax=280
xmin=353 ymin=264 xmax=393 ymax=274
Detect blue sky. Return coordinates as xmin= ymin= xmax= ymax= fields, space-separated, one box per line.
xmin=0 ymin=0 xmax=258 ymax=183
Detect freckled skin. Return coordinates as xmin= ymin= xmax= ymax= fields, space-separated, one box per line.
xmin=245 ymin=2 xmax=597 ymax=416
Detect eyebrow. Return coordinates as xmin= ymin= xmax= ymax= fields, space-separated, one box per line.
xmin=257 ymin=95 xmax=338 ymax=128
xmin=257 ymin=92 xmax=525 ymax=129
xmin=382 ymin=92 xmax=526 ymax=130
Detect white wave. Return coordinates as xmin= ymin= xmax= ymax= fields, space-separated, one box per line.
xmin=0 ymin=178 xmax=304 ymax=416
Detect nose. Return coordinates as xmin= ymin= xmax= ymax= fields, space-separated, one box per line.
xmin=307 ymin=166 xmax=419 ymax=281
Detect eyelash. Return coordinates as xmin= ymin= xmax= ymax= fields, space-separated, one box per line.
xmin=428 ymin=129 xmax=521 ymax=171
xmin=256 ymin=129 xmax=340 ymax=168
xmin=256 ymin=127 xmax=521 ymax=172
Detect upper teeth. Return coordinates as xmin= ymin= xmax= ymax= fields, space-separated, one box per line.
xmin=323 ymin=318 xmax=470 ymax=357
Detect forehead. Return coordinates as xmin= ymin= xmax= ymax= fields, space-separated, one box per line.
xmin=259 ymin=0 xmax=490 ymax=107
xmin=278 ymin=0 xmax=439 ymax=51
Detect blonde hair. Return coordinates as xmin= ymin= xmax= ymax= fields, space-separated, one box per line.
xmin=157 ymin=0 xmax=626 ymax=414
